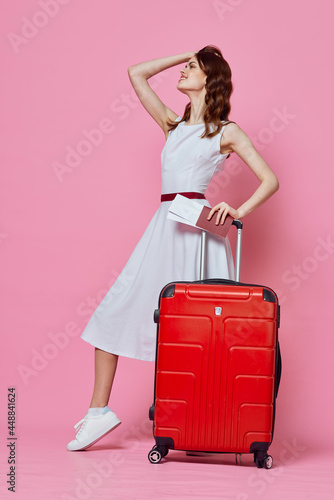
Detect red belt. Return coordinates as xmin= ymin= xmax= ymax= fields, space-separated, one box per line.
xmin=161 ymin=192 xmax=206 ymax=202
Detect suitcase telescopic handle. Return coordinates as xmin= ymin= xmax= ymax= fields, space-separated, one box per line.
xmin=232 ymin=220 xmax=243 ymax=282
xmin=200 ymin=219 xmax=243 ymax=282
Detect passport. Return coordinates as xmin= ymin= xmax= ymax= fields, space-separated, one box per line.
xmin=196 ymin=205 xmax=233 ymax=237
xmin=167 ymin=195 xmax=234 ymax=237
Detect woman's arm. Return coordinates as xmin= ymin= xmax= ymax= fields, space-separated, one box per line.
xmin=208 ymin=123 xmax=279 ymax=224
xmin=128 ymin=52 xmax=195 ymax=136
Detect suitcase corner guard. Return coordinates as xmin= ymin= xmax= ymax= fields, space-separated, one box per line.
xmin=155 ymin=437 xmax=175 ymax=450
xmin=162 ymin=284 xmax=175 ymax=298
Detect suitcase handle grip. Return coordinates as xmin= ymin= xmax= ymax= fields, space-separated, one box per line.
xmin=196 ymin=278 xmax=239 ymax=286
xmin=200 ymin=219 xmax=243 ymax=282
xmin=232 ymin=219 xmax=243 ymax=230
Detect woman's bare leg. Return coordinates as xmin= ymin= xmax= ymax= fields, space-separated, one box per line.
xmin=67 ymin=348 xmax=120 ymax=451
xmin=89 ymin=348 xmax=119 ymax=408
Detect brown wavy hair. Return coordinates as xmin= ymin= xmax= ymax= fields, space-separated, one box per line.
xmin=166 ymin=45 xmax=235 ymax=139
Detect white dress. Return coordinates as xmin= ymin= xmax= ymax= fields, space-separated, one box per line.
xmin=80 ymin=117 xmax=235 ymax=361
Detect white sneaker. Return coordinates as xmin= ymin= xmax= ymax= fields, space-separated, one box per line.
xmin=67 ymin=407 xmax=121 ymax=451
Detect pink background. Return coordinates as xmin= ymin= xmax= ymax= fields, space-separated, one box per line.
xmin=1 ymin=0 xmax=333 ymax=498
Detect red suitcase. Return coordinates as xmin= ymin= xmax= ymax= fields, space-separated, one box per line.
xmin=148 ymin=221 xmax=281 ymax=469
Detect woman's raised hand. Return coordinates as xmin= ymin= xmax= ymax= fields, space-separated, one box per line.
xmin=207 ymin=202 xmax=240 ymax=225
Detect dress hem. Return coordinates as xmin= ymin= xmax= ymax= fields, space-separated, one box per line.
xmin=80 ymin=335 xmax=155 ymax=362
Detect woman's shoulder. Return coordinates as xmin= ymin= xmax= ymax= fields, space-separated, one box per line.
xmin=221 ymin=120 xmax=239 ymax=129
xmin=220 ymin=121 xmax=243 ymax=139
xmin=220 ymin=121 xmax=251 ymax=153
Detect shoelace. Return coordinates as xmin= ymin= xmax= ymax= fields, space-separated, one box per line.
xmin=74 ymin=415 xmax=88 ymax=437
xmin=73 ymin=410 xmax=111 ymax=439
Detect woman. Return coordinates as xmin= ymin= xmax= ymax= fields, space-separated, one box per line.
xmin=67 ymin=45 xmax=279 ymax=451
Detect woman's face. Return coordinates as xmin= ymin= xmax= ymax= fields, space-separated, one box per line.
xmin=177 ymin=57 xmax=207 ymax=94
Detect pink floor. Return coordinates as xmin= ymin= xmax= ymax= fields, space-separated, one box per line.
xmin=1 ymin=425 xmax=333 ymax=500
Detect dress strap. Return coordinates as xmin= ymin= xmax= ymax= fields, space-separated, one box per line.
xmin=161 ymin=192 xmax=206 ymax=202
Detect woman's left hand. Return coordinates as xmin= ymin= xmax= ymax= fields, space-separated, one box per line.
xmin=207 ymin=202 xmax=240 ymax=225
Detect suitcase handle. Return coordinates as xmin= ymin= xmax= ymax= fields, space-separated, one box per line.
xmin=274 ymin=341 xmax=282 ymax=399
xmin=200 ymin=219 xmax=243 ymax=282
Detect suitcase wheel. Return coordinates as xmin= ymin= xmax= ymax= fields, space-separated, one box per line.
xmin=263 ymin=455 xmax=273 ymax=469
xmin=255 ymin=454 xmax=273 ymax=469
xmin=148 ymin=445 xmax=168 ymax=464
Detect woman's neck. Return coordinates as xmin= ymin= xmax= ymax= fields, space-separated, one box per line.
xmin=186 ymin=92 xmax=206 ymax=124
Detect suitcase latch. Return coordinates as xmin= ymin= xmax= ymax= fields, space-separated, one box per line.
xmin=215 ymin=307 xmax=222 ymax=316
